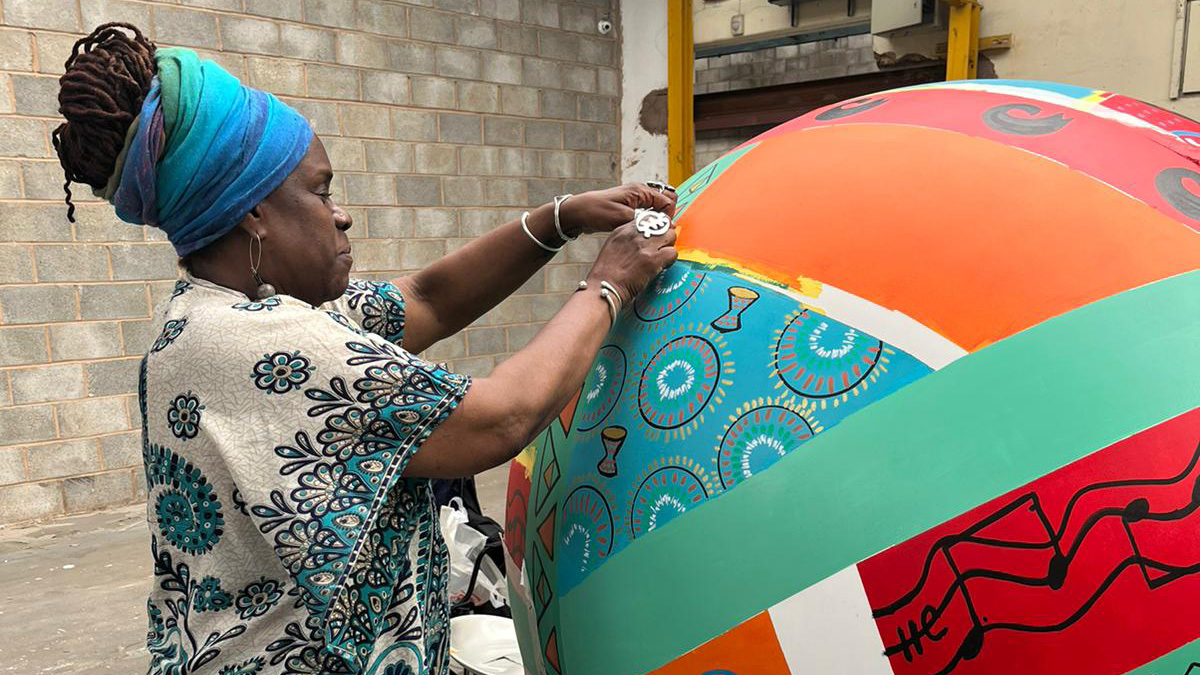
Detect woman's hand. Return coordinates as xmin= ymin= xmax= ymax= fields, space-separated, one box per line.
xmin=586 ymin=217 xmax=679 ymax=305
xmin=559 ymin=182 xmax=678 ymax=237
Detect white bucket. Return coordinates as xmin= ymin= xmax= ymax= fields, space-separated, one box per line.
xmin=448 ymin=615 xmax=524 ymax=675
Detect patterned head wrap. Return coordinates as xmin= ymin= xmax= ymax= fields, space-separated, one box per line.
xmin=106 ymin=47 xmax=313 ymax=256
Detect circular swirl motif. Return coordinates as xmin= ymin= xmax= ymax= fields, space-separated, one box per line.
xmin=634 ymin=266 xmax=706 ymax=322
xmin=561 ymin=485 xmax=614 ymax=575
xmin=717 ymin=405 xmax=814 ymax=489
xmin=773 ymin=312 xmax=882 ymax=398
xmin=629 ymin=466 xmax=709 ymax=538
xmin=154 ymin=489 xmax=223 ymax=555
xmin=638 ymin=336 xmax=720 ymax=430
xmin=145 ymin=444 xmax=224 ymax=555
xmin=576 ymin=345 xmax=626 ymax=432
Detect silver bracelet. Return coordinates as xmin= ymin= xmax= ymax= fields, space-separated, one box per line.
xmin=553 ymin=194 xmax=576 ymax=242
xmin=521 ymin=211 xmax=563 ymax=253
xmin=598 ymin=280 xmax=624 ymax=307
xmin=576 ymin=279 xmax=620 ymax=325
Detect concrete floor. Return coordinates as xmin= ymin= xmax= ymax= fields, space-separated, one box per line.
xmin=0 ymin=464 xmax=511 ymax=674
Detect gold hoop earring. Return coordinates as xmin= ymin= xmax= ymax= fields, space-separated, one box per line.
xmin=249 ymin=234 xmax=276 ymax=299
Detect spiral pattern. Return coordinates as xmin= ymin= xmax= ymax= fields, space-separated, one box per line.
xmin=145 ymin=443 xmax=224 ymax=555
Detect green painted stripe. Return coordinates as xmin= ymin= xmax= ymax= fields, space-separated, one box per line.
xmin=1124 ymin=638 xmax=1200 ymax=675
xmin=560 ymin=271 xmax=1200 ymax=675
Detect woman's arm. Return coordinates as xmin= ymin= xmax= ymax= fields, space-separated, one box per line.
xmin=394 ymin=184 xmax=676 ymax=354
xmin=392 ymin=202 xmax=559 ymax=355
xmin=403 ymin=222 xmax=678 ymax=478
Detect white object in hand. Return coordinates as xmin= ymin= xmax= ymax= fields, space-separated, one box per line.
xmin=633 ymin=208 xmax=671 ymax=239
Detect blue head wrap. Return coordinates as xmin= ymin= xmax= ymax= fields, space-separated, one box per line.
xmin=110 ymin=47 xmax=313 ymax=256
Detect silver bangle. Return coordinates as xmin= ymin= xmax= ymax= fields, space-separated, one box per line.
xmin=521 ymin=211 xmax=563 ymax=253
xmin=599 ymin=288 xmax=619 ymax=324
xmin=575 ymin=279 xmax=619 ymax=325
xmin=553 ymin=194 xmax=576 ymax=242
xmin=598 ymin=280 xmax=624 ymax=307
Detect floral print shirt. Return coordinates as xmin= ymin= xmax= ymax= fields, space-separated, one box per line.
xmin=140 ymin=275 xmax=470 ymax=675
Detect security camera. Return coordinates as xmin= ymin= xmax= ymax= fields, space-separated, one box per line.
xmin=598 ymin=18 xmax=613 ymax=34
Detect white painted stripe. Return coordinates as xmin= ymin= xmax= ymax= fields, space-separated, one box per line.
xmin=739 ymin=274 xmax=968 ymax=370
xmin=804 ymin=283 xmax=967 ymax=370
xmin=768 ymin=566 xmax=895 ymax=675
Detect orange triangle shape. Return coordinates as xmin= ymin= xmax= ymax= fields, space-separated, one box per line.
xmin=647 ymin=612 xmax=791 ymax=675
xmin=538 ymin=508 xmax=557 ymax=561
xmin=544 ymin=628 xmax=561 ymax=673
xmin=557 ymin=390 xmax=580 ymax=433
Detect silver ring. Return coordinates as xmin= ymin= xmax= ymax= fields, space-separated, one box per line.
xmin=645 ymin=180 xmax=676 ymax=195
xmin=634 ymin=208 xmax=671 ymax=238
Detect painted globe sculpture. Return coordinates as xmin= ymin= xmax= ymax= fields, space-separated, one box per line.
xmin=504 ymin=80 xmax=1200 ymax=675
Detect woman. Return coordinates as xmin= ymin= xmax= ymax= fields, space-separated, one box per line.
xmin=53 ymin=24 xmax=676 ymax=675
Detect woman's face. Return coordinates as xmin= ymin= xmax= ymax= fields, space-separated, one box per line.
xmin=255 ymin=136 xmax=354 ymax=306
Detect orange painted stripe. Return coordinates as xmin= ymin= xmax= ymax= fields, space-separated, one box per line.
xmin=676 ymin=124 xmax=1200 ymax=351
xmin=647 ymin=611 xmax=792 ymax=675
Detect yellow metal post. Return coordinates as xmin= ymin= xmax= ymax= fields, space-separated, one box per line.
xmin=944 ymin=0 xmax=981 ymax=80
xmin=667 ymin=0 xmax=695 ymax=186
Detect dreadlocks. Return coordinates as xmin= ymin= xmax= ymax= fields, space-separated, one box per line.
xmin=52 ymin=22 xmax=157 ymax=222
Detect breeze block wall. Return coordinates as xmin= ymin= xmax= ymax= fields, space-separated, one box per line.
xmin=0 ymin=0 xmax=620 ymax=525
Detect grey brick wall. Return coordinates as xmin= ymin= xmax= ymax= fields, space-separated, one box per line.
xmin=0 ymin=0 xmax=620 ymax=525
xmin=694 ymin=34 xmax=876 ymax=95
xmin=692 ymin=35 xmax=874 ymax=168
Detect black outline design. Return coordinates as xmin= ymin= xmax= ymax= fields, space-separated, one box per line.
xmin=504 ymin=482 xmax=529 ymax=566
xmin=710 ymin=286 xmax=760 ymax=334
xmin=531 ymin=546 xmax=553 ymax=623
xmin=597 ymin=425 xmax=626 ymax=478
xmin=634 ymin=267 xmax=708 ymax=323
xmin=628 ymin=463 xmax=712 ymax=539
xmin=534 ymin=431 xmax=560 ymax=514
xmin=560 ymin=484 xmax=615 ymax=572
xmin=674 ymin=163 xmax=718 ymax=217
xmin=772 ymin=311 xmax=882 ymax=399
xmin=871 ymin=441 xmax=1200 ymax=675
xmin=715 ymin=403 xmax=815 ymax=489
xmin=637 ymin=335 xmax=721 ymax=430
xmin=575 ymin=345 xmax=627 ymax=432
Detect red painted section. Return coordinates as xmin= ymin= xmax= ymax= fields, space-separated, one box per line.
xmin=858 ymin=408 xmax=1200 ymax=675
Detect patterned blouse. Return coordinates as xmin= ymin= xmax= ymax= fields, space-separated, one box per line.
xmin=140 ymin=275 xmax=471 ymax=675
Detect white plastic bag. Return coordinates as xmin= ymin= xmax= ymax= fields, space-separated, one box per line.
xmin=449 ymin=615 xmax=524 ymax=675
xmin=440 ymin=497 xmax=490 ymax=606
xmin=439 ymin=497 xmax=509 ymax=608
